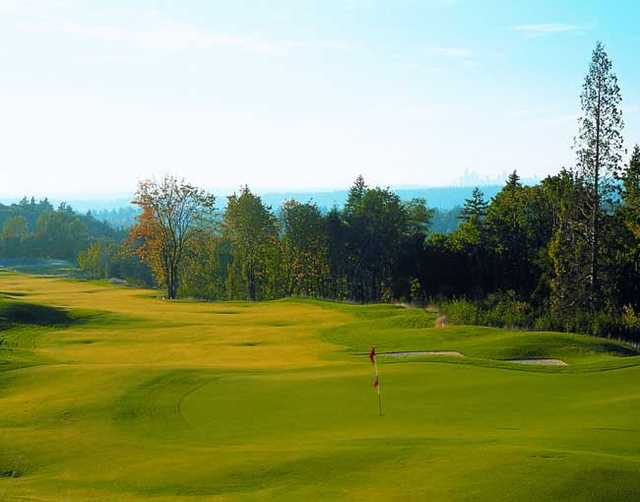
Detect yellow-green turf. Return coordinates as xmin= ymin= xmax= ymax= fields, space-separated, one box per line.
xmin=1 ymin=270 xmax=639 ymax=501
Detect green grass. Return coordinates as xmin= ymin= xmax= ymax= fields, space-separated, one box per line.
xmin=0 ymin=272 xmax=639 ymax=500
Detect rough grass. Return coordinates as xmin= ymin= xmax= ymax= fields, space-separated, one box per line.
xmin=0 ymin=271 xmax=639 ymax=500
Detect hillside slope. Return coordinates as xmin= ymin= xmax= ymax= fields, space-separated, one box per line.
xmin=0 ymin=273 xmax=639 ymax=501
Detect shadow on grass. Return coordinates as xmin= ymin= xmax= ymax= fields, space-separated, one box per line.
xmin=0 ymin=301 xmax=75 ymax=328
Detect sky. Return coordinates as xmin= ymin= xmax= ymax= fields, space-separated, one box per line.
xmin=1 ymin=0 xmax=639 ymax=198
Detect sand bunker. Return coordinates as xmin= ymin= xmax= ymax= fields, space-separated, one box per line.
xmin=382 ymin=351 xmax=464 ymax=358
xmin=508 ymin=358 xmax=567 ymax=366
xmin=374 ymin=352 xmax=567 ymax=366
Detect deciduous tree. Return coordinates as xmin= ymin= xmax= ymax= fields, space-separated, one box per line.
xmin=223 ymin=186 xmax=277 ymax=301
xmin=131 ymin=176 xmax=215 ymax=299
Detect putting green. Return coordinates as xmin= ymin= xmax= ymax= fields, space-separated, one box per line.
xmin=1 ymin=271 xmax=639 ymax=500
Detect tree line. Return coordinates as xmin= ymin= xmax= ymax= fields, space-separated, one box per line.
xmin=1 ymin=42 xmax=639 ymax=342
xmin=124 ymin=42 xmax=639 ymax=341
xmin=0 ymin=198 xmax=116 ymax=261
xmin=125 ymin=175 xmax=432 ymax=303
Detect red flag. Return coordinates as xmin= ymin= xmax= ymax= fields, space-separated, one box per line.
xmin=369 ymin=346 xmax=383 ymax=415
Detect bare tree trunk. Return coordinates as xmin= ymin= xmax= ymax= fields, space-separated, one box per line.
xmin=247 ymin=265 xmax=256 ymax=301
xmin=171 ymin=264 xmax=179 ymax=299
xmin=591 ymin=82 xmax=602 ymax=310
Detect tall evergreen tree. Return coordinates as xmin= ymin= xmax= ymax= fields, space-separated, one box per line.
xmin=223 ymin=186 xmax=277 ymax=301
xmin=619 ymin=145 xmax=640 ymax=305
xmin=347 ymin=175 xmax=366 ymax=207
xmin=453 ymin=188 xmax=489 ymax=297
xmin=280 ymin=200 xmax=329 ymax=297
xmin=505 ymin=170 xmax=521 ymax=190
xmin=548 ymin=171 xmax=592 ymax=321
xmin=343 ymin=177 xmax=409 ymax=302
xmin=573 ymin=41 xmax=624 ymax=308
xmin=324 ymin=207 xmax=349 ymax=299
xmin=459 ymin=187 xmax=488 ymax=225
xmin=621 ymin=145 xmax=640 ymax=232
xmin=485 ymin=172 xmax=535 ymax=295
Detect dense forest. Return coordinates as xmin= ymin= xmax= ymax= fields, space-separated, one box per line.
xmin=0 ymin=198 xmax=153 ymax=284
xmin=0 ymin=198 xmax=116 ymax=261
xmin=1 ymin=42 xmax=639 ymax=343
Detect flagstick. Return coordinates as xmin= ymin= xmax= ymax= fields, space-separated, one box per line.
xmin=374 ymin=351 xmax=383 ymax=417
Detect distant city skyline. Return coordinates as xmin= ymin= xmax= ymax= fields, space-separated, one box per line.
xmin=1 ymin=0 xmax=639 ymax=197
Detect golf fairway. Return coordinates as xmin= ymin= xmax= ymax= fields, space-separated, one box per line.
xmin=1 ymin=272 xmax=639 ymax=501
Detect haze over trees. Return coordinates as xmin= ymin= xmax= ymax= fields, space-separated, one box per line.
xmin=1 ymin=42 xmax=639 ymax=343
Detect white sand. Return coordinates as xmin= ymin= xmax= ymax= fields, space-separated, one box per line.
xmin=381 ymin=351 xmax=464 ymax=358
xmin=508 ymin=358 xmax=567 ymax=366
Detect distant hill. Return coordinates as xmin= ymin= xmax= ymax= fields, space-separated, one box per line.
xmin=256 ymin=186 xmax=502 ymax=212
xmin=1 ymin=185 xmax=503 ymax=231
xmin=17 ymin=186 xmax=502 ymax=211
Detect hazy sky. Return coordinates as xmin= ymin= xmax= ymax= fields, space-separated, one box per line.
xmin=1 ymin=0 xmax=639 ymax=197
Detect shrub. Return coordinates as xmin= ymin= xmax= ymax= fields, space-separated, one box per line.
xmin=439 ymin=298 xmax=479 ymax=325
xmin=409 ymin=278 xmax=424 ymax=306
xmin=440 ymin=294 xmax=640 ymax=345
xmin=532 ymin=312 xmax=557 ymax=331
xmin=440 ymin=291 xmax=534 ymax=329
xmin=622 ymin=304 xmax=640 ymax=331
xmin=481 ymin=291 xmax=533 ymax=328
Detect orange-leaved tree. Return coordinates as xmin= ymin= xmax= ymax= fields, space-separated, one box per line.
xmin=130 ymin=176 xmax=215 ymax=299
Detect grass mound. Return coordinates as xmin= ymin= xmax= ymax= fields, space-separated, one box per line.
xmin=320 ymin=303 xmax=639 ymax=369
xmin=0 ymin=299 xmax=74 ymax=328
